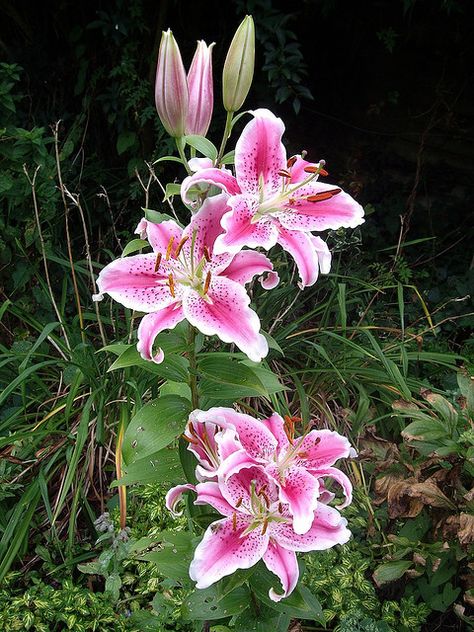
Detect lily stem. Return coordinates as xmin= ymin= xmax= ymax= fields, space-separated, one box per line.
xmin=188 ymin=324 xmax=199 ymax=410
xmin=216 ymin=110 xmax=234 ymax=166
xmin=176 ymin=136 xmax=192 ymax=175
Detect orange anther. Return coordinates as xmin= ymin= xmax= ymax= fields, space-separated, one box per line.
xmin=303 ymin=165 xmax=319 ymax=174
xmin=181 ymin=434 xmax=199 ymax=445
xmin=165 ymin=236 xmax=175 ymax=260
xmin=319 ymin=168 xmax=329 ymax=177
xmin=168 ymin=273 xmax=175 ymax=297
xmin=203 ymin=246 xmax=211 ymax=262
xmin=203 ymin=271 xmax=211 ymax=295
xmin=174 ymin=236 xmax=189 ymax=257
xmin=261 ymin=518 xmax=268 ymax=535
xmin=306 ymin=188 xmax=341 ymax=203
xmin=235 ymin=497 xmax=243 ymax=508
xmin=232 ymin=512 xmax=237 ymax=531
xmin=154 ymin=252 xmax=162 ymax=272
xmin=287 ymin=156 xmax=297 ymax=168
xmin=278 ymin=169 xmax=291 ymax=178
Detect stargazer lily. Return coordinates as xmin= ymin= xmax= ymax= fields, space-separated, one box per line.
xmin=181 ymin=108 xmax=364 ymax=287
xmin=187 ymin=407 xmax=355 ymax=535
xmin=93 ymin=194 xmax=278 ymax=364
xmin=166 ymin=465 xmax=351 ymax=601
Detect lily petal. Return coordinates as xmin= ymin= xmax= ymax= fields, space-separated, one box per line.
xmin=298 ymin=429 xmax=354 ymax=469
xmin=136 ymin=303 xmax=184 ymax=363
xmin=276 ymin=225 xmax=322 ymax=288
xmin=278 ymin=182 xmax=365 ymax=232
xmin=95 ymin=254 xmax=178 ymax=312
xmin=222 ymin=464 xmax=276 ymax=511
xmin=189 ymin=515 xmax=269 ymax=589
xmin=221 ymin=250 xmax=279 ymax=288
xmin=311 ymin=236 xmax=332 ymax=274
xmin=270 ymin=503 xmax=351 ymax=552
xmin=235 ymin=109 xmax=286 ymax=196
xmin=213 ymin=194 xmax=279 ymax=255
xmin=165 ymin=484 xmax=195 ymax=516
xmin=313 ymin=466 xmax=353 ymax=509
xmin=135 ymin=218 xmax=183 ymax=255
xmin=263 ymin=542 xmax=298 ymax=602
xmin=181 ymin=168 xmax=240 ymax=205
xmin=194 ymin=481 xmax=235 ymax=516
xmin=260 ymin=412 xmax=289 ymax=453
xmin=183 ymin=277 xmax=268 ymax=363
xmin=267 ymin=464 xmax=320 ymax=535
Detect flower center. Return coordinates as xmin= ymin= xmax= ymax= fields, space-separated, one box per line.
xmin=154 ymin=231 xmax=213 ymax=299
xmin=252 ymin=158 xmax=340 ymax=222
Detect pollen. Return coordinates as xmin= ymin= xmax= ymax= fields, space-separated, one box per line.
xmin=168 ymin=273 xmax=175 ymax=297
xmin=174 ymin=236 xmax=189 ymax=257
xmin=306 ymin=188 xmax=341 ymax=203
xmin=232 ymin=512 xmax=237 ymax=531
xmin=165 ymin=236 xmax=175 ymax=260
xmin=203 ymin=271 xmax=211 ymax=295
xmin=154 ymin=252 xmax=162 ymax=272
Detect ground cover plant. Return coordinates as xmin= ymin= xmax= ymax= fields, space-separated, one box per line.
xmin=0 ymin=2 xmax=473 ymax=631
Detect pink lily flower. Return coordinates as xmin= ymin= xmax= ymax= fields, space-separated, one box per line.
xmin=93 ymin=195 xmax=278 ymax=364
xmin=188 ymin=407 xmax=355 ymax=535
xmin=186 ymin=40 xmax=215 ymax=137
xmin=181 ymin=108 xmax=364 ymax=287
xmin=166 ymin=466 xmax=351 ymax=601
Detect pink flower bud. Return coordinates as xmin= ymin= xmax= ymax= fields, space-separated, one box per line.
xmin=186 ymin=41 xmax=215 ymax=137
xmin=155 ymin=29 xmax=189 ymax=137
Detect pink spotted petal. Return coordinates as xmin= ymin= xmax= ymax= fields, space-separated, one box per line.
xmin=189 ymin=515 xmax=269 ymax=589
xmin=182 ymin=277 xmax=268 ymax=363
xmin=298 ymin=429 xmax=355 ymax=469
xmin=188 ymin=157 xmax=214 ymax=171
xmin=260 ymin=413 xmax=290 ymax=454
xmin=270 ymin=503 xmax=351 ymax=552
xmin=184 ymin=420 xmax=219 ymax=475
xmin=181 ymin=168 xmax=240 ymax=205
xmin=165 ymin=484 xmax=195 ymax=516
xmin=278 ymin=182 xmax=365 ymax=231
xmin=194 ymin=481 xmax=235 ymax=517
xmin=289 ymin=155 xmax=322 ymax=184
xmin=213 ymin=194 xmax=279 ymax=255
xmin=94 ymin=254 xmax=177 ymax=312
xmin=182 ymin=194 xmax=233 ymax=269
xmin=221 ymin=250 xmax=279 ymax=289
xmin=267 ymin=464 xmax=320 ymax=535
xmin=191 ymin=408 xmax=278 ymax=461
xmin=235 ymin=109 xmax=286 ymax=196
xmin=263 ymin=542 xmax=298 ymax=602
xmin=135 ymin=218 xmax=183 ymax=255
xmin=217 ymin=449 xmax=259 ymax=484
xmin=276 ymin=225 xmax=322 ymax=288
xmin=136 ymin=303 xmax=184 ymax=363
xmin=311 ymin=236 xmax=332 ymax=274
xmin=215 ymin=428 xmax=246 ymax=462
xmin=221 ymin=465 xmax=276 ymax=512
xmin=312 ymin=466 xmax=353 ymax=509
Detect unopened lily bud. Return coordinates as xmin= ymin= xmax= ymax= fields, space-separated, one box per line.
xmin=155 ymin=29 xmax=189 ymax=137
xmin=186 ymin=41 xmax=215 ymax=136
xmin=222 ymin=15 xmax=255 ymax=112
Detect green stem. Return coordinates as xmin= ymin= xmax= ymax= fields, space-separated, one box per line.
xmin=176 ymin=137 xmax=192 ymax=175
xmin=188 ymin=324 xmax=199 ymax=410
xmin=216 ymin=110 xmax=234 ymax=166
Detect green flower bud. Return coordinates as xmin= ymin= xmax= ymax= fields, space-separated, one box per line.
xmin=222 ymin=15 xmax=255 ymax=112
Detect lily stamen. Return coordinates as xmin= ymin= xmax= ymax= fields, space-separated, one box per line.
xmin=287 ymin=155 xmax=297 ymax=168
xmin=154 ymin=252 xmax=162 ymax=272
xmin=232 ymin=512 xmax=237 ymax=531
xmin=203 ymin=271 xmax=211 ymax=295
xmin=168 ymin=273 xmax=175 ymax=297
xmin=174 ymin=236 xmax=189 ymax=257
xmin=203 ymin=245 xmax=211 ymax=262
xmin=165 ymin=236 xmax=175 ymax=260
xmin=306 ymin=188 xmax=341 ymax=203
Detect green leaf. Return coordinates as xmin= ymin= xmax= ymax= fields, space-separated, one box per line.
xmin=241 ymin=361 xmax=287 ymax=395
xmin=140 ymin=531 xmax=195 ymax=582
xmin=105 ymin=573 xmax=122 ymax=601
xmin=113 ymin=447 xmax=184 ymax=486
xmin=184 ymin=135 xmax=218 ymax=161
xmin=198 ymin=356 xmax=267 ymax=399
xmin=144 ymin=208 xmax=180 ymax=224
xmin=123 ymin=395 xmax=191 ymax=464
xmin=164 ymin=182 xmax=181 ymax=201
xmin=249 ymin=566 xmax=323 ymax=622
xmin=122 ymin=238 xmax=149 ymax=256
xmin=108 ymin=346 xmax=189 ymax=382
xmin=182 ymin=585 xmax=250 ymax=620
xmin=402 ymin=419 xmax=448 ymax=443
xmin=160 ymin=380 xmax=192 ymax=400
xmin=372 ymin=560 xmax=412 ymax=586
xmin=116 ymin=130 xmax=137 ymax=155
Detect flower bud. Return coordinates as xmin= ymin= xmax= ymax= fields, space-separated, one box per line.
xmin=186 ymin=41 xmax=215 ymax=137
xmin=222 ymin=15 xmax=255 ymax=112
xmin=155 ymin=29 xmax=189 ymax=137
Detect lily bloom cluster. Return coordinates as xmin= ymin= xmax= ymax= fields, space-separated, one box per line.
xmin=166 ymin=407 xmax=355 ymax=601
